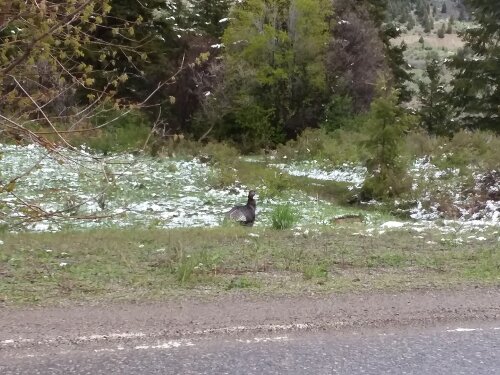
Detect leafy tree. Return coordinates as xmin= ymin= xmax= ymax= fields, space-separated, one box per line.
xmin=448 ymin=0 xmax=500 ymax=131
xmin=199 ymin=0 xmax=332 ymax=149
xmin=418 ymin=56 xmax=451 ymax=135
xmin=0 ymin=0 xmax=116 ymax=137
xmin=90 ymin=0 xmax=185 ymax=105
xmin=361 ymin=0 xmax=414 ymax=103
xmin=0 ymin=0 xmax=169 ymax=223
xmin=0 ymin=0 xmax=185 ymax=143
xmin=423 ymin=16 xmax=432 ymax=33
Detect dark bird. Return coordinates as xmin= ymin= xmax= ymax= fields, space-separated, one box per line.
xmin=226 ymin=190 xmax=256 ymax=226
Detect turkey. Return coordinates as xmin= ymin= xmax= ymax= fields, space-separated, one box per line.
xmin=225 ymin=190 xmax=256 ymax=226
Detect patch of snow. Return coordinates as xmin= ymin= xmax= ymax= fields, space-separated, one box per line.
xmin=272 ymin=161 xmax=366 ymax=187
xmin=380 ymin=221 xmax=406 ymax=229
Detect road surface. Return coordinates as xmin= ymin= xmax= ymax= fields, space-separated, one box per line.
xmin=2 ymin=323 xmax=500 ymax=374
xmin=1 ymin=287 xmax=499 ymax=374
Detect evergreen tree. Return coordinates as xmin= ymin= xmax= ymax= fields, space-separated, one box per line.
xmin=407 ymin=15 xmax=416 ymax=30
xmin=446 ymin=21 xmax=453 ymax=34
xmin=356 ymin=0 xmax=414 ymax=103
xmin=188 ymin=0 xmax=232 ymax=38
xmin=418 ymin=56 xmax=451 ymax=135
xmin=458 ymin=8 xmax=466 ymax=21
xmin=441 ymin=2 xmax=447 ymax=13
xmin=423 ymin=16 xmax=432 ymax=33
xmin=449 ymin=0 xmax=500 ymax=131
xmin=361 ymin=84 xmax=414 ymax=200
xmin=437 ymin=23 xmax=445 ymax=38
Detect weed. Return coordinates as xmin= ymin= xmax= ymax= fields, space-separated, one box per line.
xmin=303 ymin=263 xmax=329 ymax=281
xmin=271 ymin=204 xmax=300 ymax=230
xmin=226 ymin=276 xmax=257 ymax=290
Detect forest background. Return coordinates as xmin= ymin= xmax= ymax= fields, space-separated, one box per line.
xmin=0 ymin=0 xmax=499 ymax=201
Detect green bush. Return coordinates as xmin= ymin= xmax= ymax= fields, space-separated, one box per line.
xmin=260 ymin=172 xmax=293 ymax=198
xmin=200 ymin=142 xmax=240 ymax=165
xmin=271 ymin=204 xmax=300 ymax=230
xmin=206 ymin=167 xmax=238 ymax=189
xmin=74 ymin=110 xmax=151 ymax=154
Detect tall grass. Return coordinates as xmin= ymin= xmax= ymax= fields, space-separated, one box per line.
xmin=271 ymin=204 xmax=300 ymax=230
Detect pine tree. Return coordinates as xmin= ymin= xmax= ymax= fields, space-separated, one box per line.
xmin=449 ymin=0 xmax=500 ymax=131
xmin=418 ymin=56 xmax=451 ymax=135
xmin=364 ymin=0 xmax=414 ymax=103
xmin=437 ymin=23 xmax=445 ymax=38
xmin=407 ymin=15 xmax=416 ymax=31
xmin=188 ymin=0 xmax=232 ymax=38
xmin=361 ymin=84 xmax=414 ymax=200
xmin=458 ymin=8 xmax=466 ymax=21
xmin=441 ymin=2 xmax=447 ymax=13
xmin=423 ymin=16 xmax=432 ymax=33
xmin=446 ymin=21 xmax=453 ymax=34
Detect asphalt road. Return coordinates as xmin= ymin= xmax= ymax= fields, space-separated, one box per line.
xmin=2 ymin=323 xmax=499 ymax=375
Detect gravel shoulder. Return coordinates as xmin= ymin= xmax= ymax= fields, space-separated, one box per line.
xmin=1 ymin=286 xmax=499 ymax=356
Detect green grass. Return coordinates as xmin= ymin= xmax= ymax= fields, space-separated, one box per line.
xmin=0 ymin=225 xmax=498 ymax=306
xmin=233 ymin=159 xmax=356 ymax=204
xmin=271 ymin=204 xmax=300 ymax=229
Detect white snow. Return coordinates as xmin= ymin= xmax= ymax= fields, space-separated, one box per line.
xmin=1 ymin=145 xmax=498 ymax=235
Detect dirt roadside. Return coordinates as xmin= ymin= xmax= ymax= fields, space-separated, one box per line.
xmin=1 ymin=286 xmax=499 ymax=351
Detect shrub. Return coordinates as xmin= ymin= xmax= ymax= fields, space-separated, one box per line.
xmin=276 ymin=128 xmax=367 ymax=165
xmin=73 ymin=110 xmax=151 ymax=154
xmin=271 ymin=204 xmax=299 ymax=230
xmin=206 ymin=168 xmax=238 ymax=189
xmin=200 ymin=142 xmax=240 ymax=165
xmin=276 ymin=128 xmax=327 ymax=161
xmin=260 ymin=172 xmax=293 ymax=198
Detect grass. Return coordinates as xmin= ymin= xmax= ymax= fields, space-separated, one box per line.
xmin=233 ymin=158 xmax=356 ymax=204
xmin=0 ymin=225 xmax=498 ymax=306
xmin=271 ymin=204 xmax=300 ymax=229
